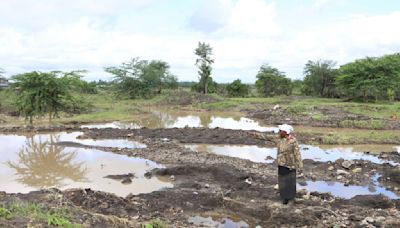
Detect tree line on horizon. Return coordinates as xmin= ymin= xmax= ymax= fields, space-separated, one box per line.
xmin=1 ymin=42 xmax=400 ymax=123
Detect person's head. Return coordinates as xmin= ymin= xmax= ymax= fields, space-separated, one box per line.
xmin=278 ymin=124 xmax=294 ymax=138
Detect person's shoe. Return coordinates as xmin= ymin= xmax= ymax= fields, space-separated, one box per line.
xmin=282 ymin=199 xmax=289 ymax=205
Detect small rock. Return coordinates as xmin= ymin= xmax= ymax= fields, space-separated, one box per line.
xmin=169 ymin=175 xmax=175 ymax=181
xmin=302 ymin=192 xmax=310 ymax=200
xmin=364 ymin=217 xmax=375 ymax=224
xmin=337 ymin=175 xmax=343 ymax=180
xmin=273 ymin=184 xmax=279 ymax=190
xmin=337 ymin=170 xmax=349 ymax=175
xmin=121 ymin=177 xmax=132 ymax=184
xmin=100 ymin=202 xmax=109 ymax=209
xmin=342 ymin=160 xmax=353 ymax=169
xmin=328 ymin=166 xmax=335 ymax=171
xmin=204 ymin=184 xmax=210 ymax=188
xmin=352 ymin=168 xmax=362 ymax=173
xmin=394 ymin=187 xmax=399 ymax=191
xmin=344 ymin=181 xmax=350 ymax=186
xmin=245 ymin=178 xmax=252 ymax=185
xmin=193 ymin=192 xmax=198 ymax=195
xmin=311 ymin=175 xmax=317 ymax=181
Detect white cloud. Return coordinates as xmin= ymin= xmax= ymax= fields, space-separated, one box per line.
xmin=0 ymin=0 xmax=399 ymax=83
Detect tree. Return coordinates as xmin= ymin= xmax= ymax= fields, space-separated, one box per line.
xmin=194 ymin=42 xmax=214 ymax=94
xmin=11 ymin=71 xmax=82 ymax=123
xmin=255 ymin=64 xmax=292 ymax=96
xmin=336 ymin=53 xmax=400 ymax=101
xmin=8 ymin=135 xmax=87 ymax=188
xmin=105 ymin=58 xmax=177 ymax=98
xmin=302 ymin=60 xmax=338 ymax=97
xmin=226 ymin=79 xmax=249 ymax=97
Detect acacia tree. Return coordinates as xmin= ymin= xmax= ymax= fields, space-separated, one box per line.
xmin=194 ymin=42 xmax=214 ymax=94
xmin=11 ymin=71 xmax=82 ymax=123
xmin=302 ymin=60 xmax=338 ymax=97
xmin=105 ymin=58 xmax=177 ymax=98
xmin=255 ymin=64 xmax=292 ymax=96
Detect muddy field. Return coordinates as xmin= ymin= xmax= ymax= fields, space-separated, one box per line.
xmin=0 ymin=126 xmax=399 ymax=227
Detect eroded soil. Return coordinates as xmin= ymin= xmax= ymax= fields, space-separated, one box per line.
xmin=1 ymin=127 xmax=400 ymax=227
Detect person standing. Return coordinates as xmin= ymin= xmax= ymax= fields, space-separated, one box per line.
xmin=251 ymin=124 xmax=303 ymax=204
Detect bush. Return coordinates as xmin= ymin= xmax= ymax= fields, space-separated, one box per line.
xmin=226 ymin=79 xmax=249 ymax=97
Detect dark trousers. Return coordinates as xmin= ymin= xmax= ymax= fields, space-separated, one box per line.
xmin=278 ymin=165 xmax=296 ymax=201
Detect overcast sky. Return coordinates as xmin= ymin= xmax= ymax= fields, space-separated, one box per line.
xmin=0 ymin=0 xmax=399 ymax=82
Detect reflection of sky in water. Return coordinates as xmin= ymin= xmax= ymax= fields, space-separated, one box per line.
xmin=81 ymin=109 xmax=277 ymax=132
xmin=36 ymin=132 xmax=147 ymax=149
xmin=0 ymin=133 xmax=171 ymax=196
xmin=188 ymin=216 xmax=249 ymax=228
xmin=186 ymin=144 xmax=400 ymax=199
xmin=299 ymin=176 xmax=400 ymax=199
xmin=185 ymin=144 xmax=399 ymax=165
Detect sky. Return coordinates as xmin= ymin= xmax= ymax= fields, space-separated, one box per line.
xmin=0 ymin=0 xmax=399 ymax=83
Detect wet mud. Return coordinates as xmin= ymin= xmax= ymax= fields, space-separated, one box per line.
xmin=0 ymin=127 xmax=400 ymax=227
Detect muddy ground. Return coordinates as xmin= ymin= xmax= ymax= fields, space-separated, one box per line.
xmin=248 ymin=105 xmax=400 ymax=130
xmin=1 ymin=126 xmax=400 ymax=227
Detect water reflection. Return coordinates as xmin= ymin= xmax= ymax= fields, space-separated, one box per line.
xmin=188 ymin=215 xmax=249 ymax=228
xmin=185 ymin=144 xmax=399 ymax=165
xmin=82 ymin=108 xmax=277 ymax=132
xmin=7 ymin=135 xmax=87 ymax=188
xmin=298 ymin=175 xmax=400 ymax=199
xmin=0 ymin=133 xmax=171 ymax=196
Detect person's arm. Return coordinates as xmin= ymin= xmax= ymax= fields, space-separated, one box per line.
xmin=249 ymin=131 xmax=277 ymax=143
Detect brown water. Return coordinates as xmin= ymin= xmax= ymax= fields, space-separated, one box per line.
xmin=0 ymin=133 xmax=172 ymax=197
xmin=82 ymin=108 xmax=277 ymax=132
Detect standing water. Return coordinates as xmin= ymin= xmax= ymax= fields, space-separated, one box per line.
xmin=0 ymin=133 xmax=172 ymax=197
xmin=81 ymin=108 xmax=277 ymax=132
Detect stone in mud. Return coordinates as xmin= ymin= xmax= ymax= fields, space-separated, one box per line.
xmin=337 ymin=170 xmax=349 ymax=176
xmin=274 ymin=184 xmax=279 ymax=190
xmin=352 ymin=168 xmax=362 ymax=173
xmin=104 ymin=173 xmax=135 ymax=180
xmin=121 ymin=177 xmax=132 ymax=184
xmin=341 ymin=160 xmax=353 ymax=169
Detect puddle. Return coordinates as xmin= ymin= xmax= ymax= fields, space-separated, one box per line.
xmin=299 ymin=175 xmax=400 ymax=199
xmin=22 ymin=132 xmax=146 ymax=149
xmin=0 ymin=134 xmax=171 ymax=197
xmin=82 ymin=108 xmax=277 ymax=132
xmin=184 ymin=144 xmax=399 ymax=165
xmin=185 ymin=144 xmax=276 ymax=163
xmin=188 ymin=215 xmax=249 ymax=228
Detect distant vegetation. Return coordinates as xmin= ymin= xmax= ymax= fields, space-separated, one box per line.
xmin=1 ymin=42 xmax=400 ymax=124
xmin=105 ymin=57 xmax=178 ymax=99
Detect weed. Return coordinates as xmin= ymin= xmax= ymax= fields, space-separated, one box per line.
xmin=142 ymin=219 xmax=167 ymax=228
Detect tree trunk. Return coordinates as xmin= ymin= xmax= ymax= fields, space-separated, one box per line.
xmin=204 ymin=81 xmax=208 ymax=94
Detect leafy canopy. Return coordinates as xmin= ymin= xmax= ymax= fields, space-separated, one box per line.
xmin=255 ymin=64 xmax=292 ymax=97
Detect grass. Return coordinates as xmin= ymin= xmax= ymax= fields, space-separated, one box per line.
xmin=296 ymin=126 xmax=400 ymax=144
xmin=0 ymin=202 xmax=80 ymax=227
xmin=142 ymin=219 xmax=167 ymax=228
xmin=338 ymin=119 xmax=387 ymax=130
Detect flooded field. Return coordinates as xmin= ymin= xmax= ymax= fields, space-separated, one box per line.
xmin=82 ymin=108 xmax=277 ymax=132
xmin=185 ymin=143 xmax=400 ymax=165
xmin=0 ymin=133 xmax=171 ymax=197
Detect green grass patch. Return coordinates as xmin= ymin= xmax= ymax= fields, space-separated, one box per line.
xmin=0 ymin=202 xmax=80 ymax=227
xmin=142 ymin=219 xmax=167 ymax=228
xmin=338 ymin=119 xmax=387 ymax=130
